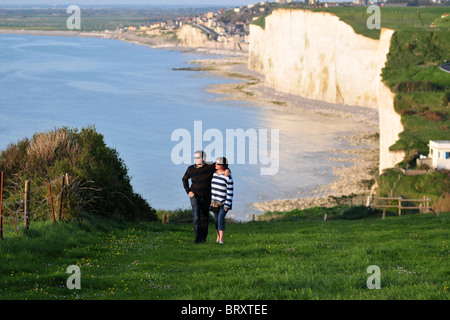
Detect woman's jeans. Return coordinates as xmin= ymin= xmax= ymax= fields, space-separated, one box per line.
xmin=190 ymin=194 xmax=210 ymax=241
xmin=214 ymin=207 xmax=228 ymax=231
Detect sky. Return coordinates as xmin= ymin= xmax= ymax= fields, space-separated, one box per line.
xmin=0 ymin=0 xmax=265 ymax=6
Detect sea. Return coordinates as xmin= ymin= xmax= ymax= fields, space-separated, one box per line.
xmin=0 ymin=34 xmax=369 ymax=221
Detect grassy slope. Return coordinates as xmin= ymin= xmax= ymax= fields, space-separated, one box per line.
xmin=0 ymin=213 xmax=448 ymax=300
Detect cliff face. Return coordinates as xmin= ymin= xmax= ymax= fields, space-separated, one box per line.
xmin=249 ymin=9 xmax=405 ymax=172
xmin=176 ymin=24 xmax=208 ymax=47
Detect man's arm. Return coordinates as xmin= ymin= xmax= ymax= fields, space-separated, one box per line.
xmin=182 ymin=168 xmax=192 ymax=195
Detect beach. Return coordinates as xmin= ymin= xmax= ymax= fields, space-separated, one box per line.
xmin=185 ymin=57 xmax=380 ymax=214
xmin=0 ymin=29 xmax=380 ymax=215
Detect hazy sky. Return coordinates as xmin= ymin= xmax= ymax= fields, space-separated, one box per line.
xmin=0 ymin=0 xmax=264 ymax=6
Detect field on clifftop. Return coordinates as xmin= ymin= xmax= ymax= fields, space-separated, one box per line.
xmin=0 ymin=211 xmax=448 ymax=300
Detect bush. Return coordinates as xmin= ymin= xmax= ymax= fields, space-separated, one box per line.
xmin=441 ymin=92 xmax=449 ymax=107
xmin=0 ymin=126 xmax=157 ymax=221
xmin=392 ymin=81 xmax=442 ymax=93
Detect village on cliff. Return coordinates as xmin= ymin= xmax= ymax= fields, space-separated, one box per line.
xmin=117 ymin=0 xmax=444 ymax=52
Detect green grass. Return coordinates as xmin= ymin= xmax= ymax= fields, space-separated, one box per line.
xmin=0 ymin=7 xmax=221 ymax=32
xmin=0 ymin=211 xmax=448 ymax=300
xmin=376 ymin=169 xmax=450 ymax=204
xmin=251 ymin=7 xmax=450 ymax=39
xmin=313 ymin=6 xmax=450 ymax=39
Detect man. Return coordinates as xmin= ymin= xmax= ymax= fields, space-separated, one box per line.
xmin=182 ymin=150 xmax=229 ymax=244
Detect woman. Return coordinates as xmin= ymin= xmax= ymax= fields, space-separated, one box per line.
xmin=210 ymin=157 xmax=234 ymax=244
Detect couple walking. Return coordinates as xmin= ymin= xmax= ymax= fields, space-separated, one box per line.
xmin=182 ymin=150 xmax=234 ymax=244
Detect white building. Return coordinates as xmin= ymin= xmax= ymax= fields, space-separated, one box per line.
xmin=429 ymin=140 xmax=450 ymax=170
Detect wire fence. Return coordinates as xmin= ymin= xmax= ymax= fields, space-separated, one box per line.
xmin=0 ymin=171 xmax=68 ymax=239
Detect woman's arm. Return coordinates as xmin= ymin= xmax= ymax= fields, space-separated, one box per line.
xmin=224 ymin=176 xmax=234 ymax=210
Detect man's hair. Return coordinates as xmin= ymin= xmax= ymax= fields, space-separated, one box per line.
xmin=194 ymin=150 xmax=206 ymax=159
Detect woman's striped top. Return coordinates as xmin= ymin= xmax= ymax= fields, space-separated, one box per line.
xmin=211 ymin=172 xmax=234 ymax=210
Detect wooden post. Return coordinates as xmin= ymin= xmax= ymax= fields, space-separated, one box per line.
xmin=398 ymin=197 xmax=402 ymax=216
xmin=382 ymin=208 xmax=386 ymax=220
xmin=324 ymin=213 xmax=327 ymax=221
xmin=0 ymin=171 xmax=3 ymax=240
xmin=48 ymin=184 xmax=56 ymax=224
xmin=58 ymin=174 xmax=65 ymax=221
xmin=24 ymin=180 xmax=30 ymax=230
xmin=162 ymin=213 xmax=169 ymax=224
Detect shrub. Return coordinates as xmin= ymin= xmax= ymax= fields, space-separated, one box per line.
xmin=421 ymin=110 xmax=447 ymax=121
xmin=0 ymin=126 xmax=157 ymax=221
xmin=392 ymin=81 xmax=441 ymax=93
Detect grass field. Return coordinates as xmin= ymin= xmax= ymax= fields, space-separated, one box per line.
xmin=314 ymin=6 xmax=450 ymax=39
xmin=0 ymin=7 xmax=220 ymax=32
xmin=0 ymin=210 xmax=448 ymax=300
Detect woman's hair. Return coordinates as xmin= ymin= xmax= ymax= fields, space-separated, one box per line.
xmin=217 ymin=157 xmax=228 ymax=170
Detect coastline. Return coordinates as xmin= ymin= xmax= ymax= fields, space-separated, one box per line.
xmin=0 ymin=28 xmax=246 ymax=56
xmin=0 ymin=29 xmax=380 ymax=215
xmin=185 ymin=57 xmax=380 ymax=215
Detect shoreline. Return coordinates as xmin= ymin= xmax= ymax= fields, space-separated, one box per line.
xmin=0 ymin=28 xmax=247 ymax=56
xmin=0 ymin=29 xmax=380 ymax=216
xmin=186 ymin=57 xmax=380 ymax=215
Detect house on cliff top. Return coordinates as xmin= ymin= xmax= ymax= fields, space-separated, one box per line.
xmin=418 ymin=140 xmax=450 ymax=170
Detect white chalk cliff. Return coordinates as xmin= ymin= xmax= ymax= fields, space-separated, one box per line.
xmin=176 ymin=24 xmax=208 ymax=47
xmin=248 ymin=9 xmax=405 ymax=172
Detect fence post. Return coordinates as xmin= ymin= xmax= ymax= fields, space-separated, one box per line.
xmin=24 ymin=180 xmax=30 ymax=230
xmin=425 ymin=196 xmax=430 ymax=213
xmin=398 ymin=197 xmax=402 ymax=216
xmin=58 ymin=174 xmax=65 ymax=221
xmin=48 ymin=184 xmax=56 ymax=224
xmin=382 ymin=208 xmax=386 ymax=220
xmin=0 ymin=171 xmax=3 ymax=240
xmin=162 ymin=213 xmax=169 ymax=224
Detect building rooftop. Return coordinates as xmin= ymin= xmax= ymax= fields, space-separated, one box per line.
xmin=429 ymin=140 xmax=450 ymax=147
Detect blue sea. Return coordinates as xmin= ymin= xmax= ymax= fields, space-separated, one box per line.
xmin=0 ymin=34 xmax=368 ymax=220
